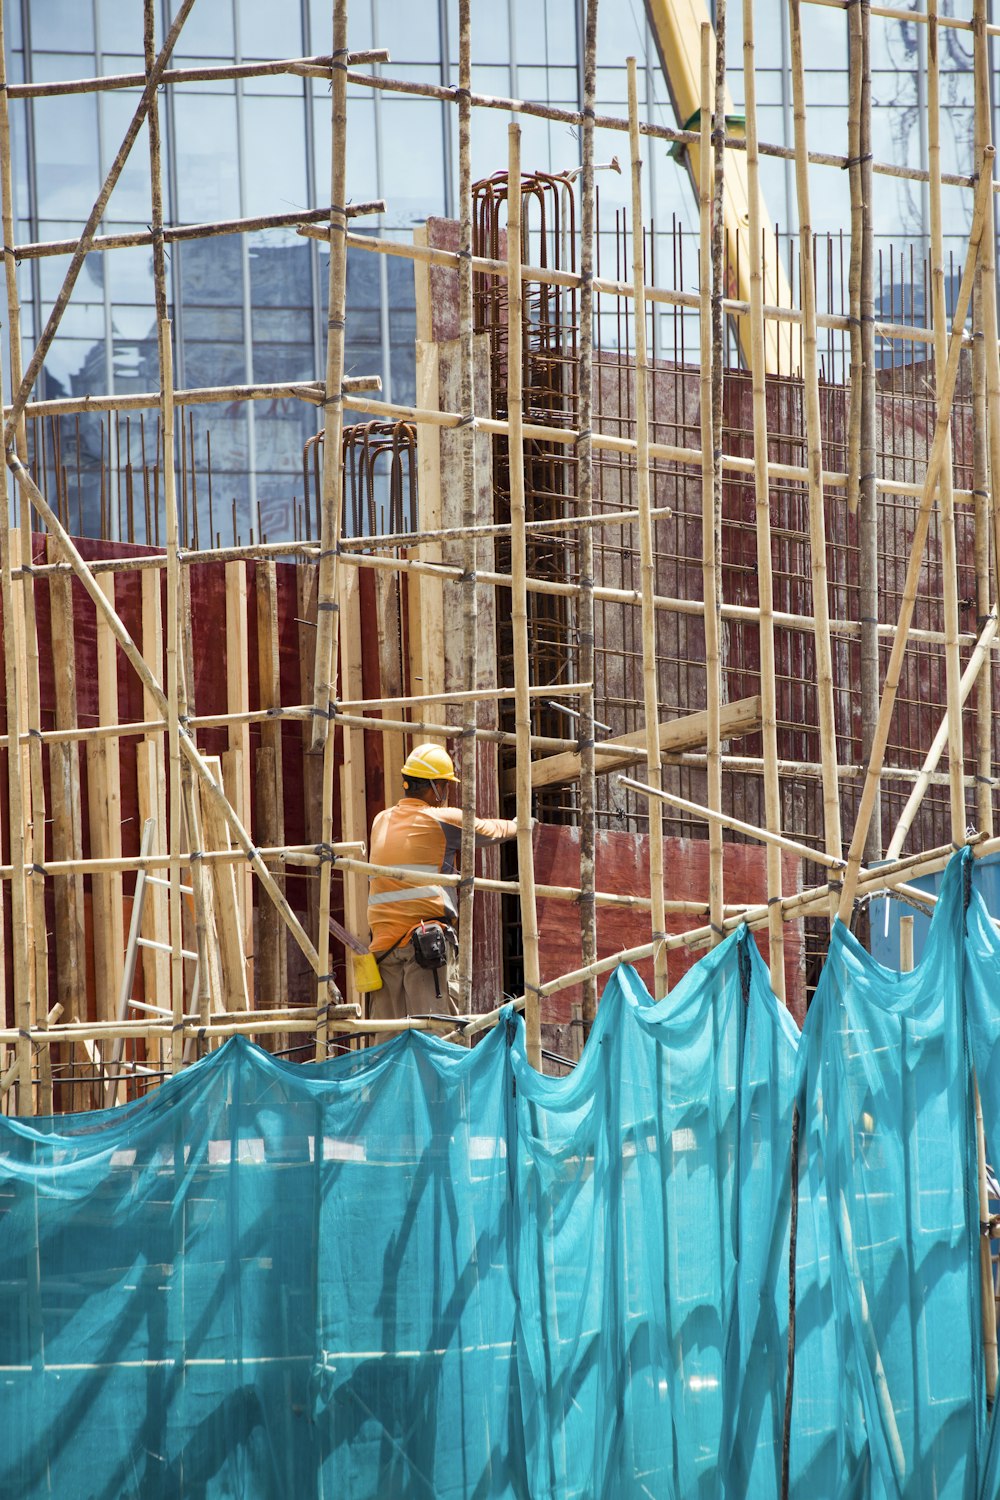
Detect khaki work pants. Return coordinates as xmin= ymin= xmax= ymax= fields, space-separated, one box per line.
xmin=369 ymin=939 xmax=460 ymax=1028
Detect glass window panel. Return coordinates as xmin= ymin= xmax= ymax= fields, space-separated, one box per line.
xmin=379 ymin=98 xmax=447 ymax=222
xmin=36 ymin=241 xmax=104 ymax=302
xmin=97 ymin=3 xmax=143 ymax=59
xmin=168 ymin=0 xmax=235 ymax=58
xmin=515 ymin=0 xmax=577 ymax=67
xmin=30 ymin=3 xmax=95 ymax=53
xmin=32 ymin=92 xmax=101 ymax=219
xmin=517 ymin=66 xmax=579 ymax=105
xmin=238 ymin=0 xmax=301 ymax=57
xmin=106 ymin=244 xmax=155 ymax=307
xmin=249 ymin=238 xmax=313 ymax=308
xmin=99 ymin=90 xmax=153 ymax=220
xmin=173 ymin=93 xmax=241 ymax=219
xmin=44 ymin=337 xmax=107 ymax=397
xmin=241 ymin=96 xmax=309 ymax=217
xmin=178 ymin=238 xmax=244 ymax=307
xmin=181 ymin=339 xmax=247 ymax=386
xmin=389 ymin=3 xmax=445 ymax=64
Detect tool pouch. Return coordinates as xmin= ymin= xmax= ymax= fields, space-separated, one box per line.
xmin=411 ymin=922 xmax=448 ymax=971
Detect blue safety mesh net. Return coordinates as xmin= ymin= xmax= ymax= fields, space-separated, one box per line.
xmin=1 ymin=848 xmax=998 ymax=1499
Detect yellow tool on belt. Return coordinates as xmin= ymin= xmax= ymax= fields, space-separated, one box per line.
xmin=329 ymin=915 xmax=383 ymax=993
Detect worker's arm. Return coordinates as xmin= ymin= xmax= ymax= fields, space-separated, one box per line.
xmin=434 ymin=807 xmax=518 ymax=847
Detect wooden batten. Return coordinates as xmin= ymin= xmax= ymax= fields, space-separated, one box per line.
xmin=224 ymin=559 xmax=253 ymax=999
xmin=255 ymin=559 xmax=287 ymax=1012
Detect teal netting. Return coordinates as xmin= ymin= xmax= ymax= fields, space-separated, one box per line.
xmin=2 ymin=849 xmax=999 ymax=1499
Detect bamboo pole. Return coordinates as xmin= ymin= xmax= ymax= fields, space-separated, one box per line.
xmin=972 ymin=0 xmax=994 ymax=840
xmin=577 ymin=0 xmax=600 ymax=1036
xmin=699 ymin=28 xmax=725 ymax=947
xmin=3 ymin=0 xmax=198 ymax=444
xmin=5 ymin=52 xmax=387 ymax=99
xmin=0 ymin=0 xmax=49 ymax=1106
xmin=742 ymin=0 xmax=785 ymax=999
xmin=928 ymin=0 xmax=967 ymax=840
xmin=506 ymin=124 xmax=542 ymax=1069
xmin=789 ymin=0 xmax=843 ymax=910
xmin=456 ymin=0 xmax=479 ymax=1013
xmin=972 ymin=0 xmax=1000 ymax=1411
xmin=311 ymin=0 xmax=351 ymax=1048
xmin=13 ymin=202 xmax=384 ymax=261
xmin=301 ymin=218 xmax=973 ymax=352
xmin=628 ymin=56 xmax=667 ymax=999
xmin=857 ymin=0 xmax=881 ymax=869
xmin=837 ymin=156 xmax=994 ymax=920
xmin=13 ymin=376 xmax=378 ymax=422
xmin=845 ymin=0 xmax=863 ymax=515
xmin=0 ymin=465 xmax=31 ymax=1110
xmin=159 ymin=323 xmax=185 ymax=1071
xmin=20 ymin=537 xmax=997 ymax=653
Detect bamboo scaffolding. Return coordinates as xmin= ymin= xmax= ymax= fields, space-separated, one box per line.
xmin=456 ymin=0 xmax=479 ymax=1015
xmin=3 ymin=0 xmax=198 ymax=445
xmin=506 ymin=124 xmax=542 ymax=1066
xmin=742 ymin=0 xmax=785 ymax=999
xmin=700 ymin=28 xmax=725 ymax=945
xmin=837 ymin=155 xmax=995 ymax=920
xmin=577 ymin=0 xmax=600 ymax=1035
xmin=628 ymin=57 xmax=668 ymax=999
xmin=789 ymin=0 xmax=843 ymax=908
xmin=928 ymin=0 xmax=967 ymax=841
xmin=311 ymin=0 xmax=351 ymax=1054
xmin=972 ymin=0 xmax=994 ymax=841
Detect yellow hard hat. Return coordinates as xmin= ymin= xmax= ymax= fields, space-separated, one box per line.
xmin=401 ymin=742 xmax=460 ymax=782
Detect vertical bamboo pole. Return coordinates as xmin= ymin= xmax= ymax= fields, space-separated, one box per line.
xmin=628 ymin=57 xmax=667 ymax=998
xmin=160 ymin=322 xmax=185 ymax=1069
xmin=928 ymin=0 xmax=967 ymax=839
xmin=457 ymin=0 xmax=479 ymax=1010
xmin=975 ymin=6 xmax=1000 ymax=672
xmin=507 ymin=125 xmax=541 ymax=1067
xmin=846 ymin=3 xmax=863 ymax=517
xmin=0 ymin=0 xmax=48 ymax=1106
xmin=972 ymin=0 xmax=1000 ymax=1409
xmin=788 ymin=0 xmax=843 ymax=910
xmin=971 ymin=46 xmax=995 ymax=840
xmin=313 ymin=0 xmax=350 ymax=1036
xmin=255 ymin=559 xmax=288 ymax=1010
xmin=0 ymin=500 xmax=30 ymax=1108
xmin=708 ymin=13 xmax=727 ymax=940
xmin=857 ymin=0 xmax=882 ymax=868
xmin=577 ymin=0 xmax=600 ymax=1036
xmin=742 ymin=0 xmax=785 ymax=1000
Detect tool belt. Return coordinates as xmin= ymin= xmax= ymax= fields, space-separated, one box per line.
xmin=411 ymin=921 xmax=451 ymax=971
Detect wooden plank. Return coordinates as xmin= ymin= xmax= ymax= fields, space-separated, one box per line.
xmin=138 ymin=570 xmax=169 ymax=1038
xmin=337 ymin=563 xmax=367 ymax=1006
xmin=46 ymin=535 xmax=85 ymax=1028
xmin=255 ymin=560 xmax=286 ymax=1010
xmin=85 ymin=574 xmax=125 ymax=1024
xmin=297 ymin=562 xmax=321 ymax=948
xmin=523 ymin=694 xmax=763 ymax=790
xmin=224 ymin=561 xmax=253 ymax=998
xmin=199 ymin=754 xmax=250 ymax=1013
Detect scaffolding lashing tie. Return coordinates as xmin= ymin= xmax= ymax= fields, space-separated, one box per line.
xmin=315 ymin=843 xmax=338 ymax=865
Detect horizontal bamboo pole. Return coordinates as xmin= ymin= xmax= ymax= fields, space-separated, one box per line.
xmin=337 ymin=505 xmax=675 ymax=552
xmin=14 ymin=201 xmax=385 ymax=260
xmin=300 ymin=222 xmax=968 ymax=352
xmin=0 ymin=841 xmax=364 ymax=881
xmin=6 ymin=52 xmax=388 ymax=99
xmin=334 ymin=67 xmax=975 ymax=192
xmin=15 ymin=374 xmax=379 ymax=422
xmin=803 ymin=0 xmax=998 ymax=37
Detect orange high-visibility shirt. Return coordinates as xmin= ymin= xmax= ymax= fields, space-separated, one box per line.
xmin=367 ymin=798 xmax=516 ymax=954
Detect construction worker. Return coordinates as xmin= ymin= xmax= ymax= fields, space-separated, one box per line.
xmin=367 ymin=742 xmax=517 ymax=1027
